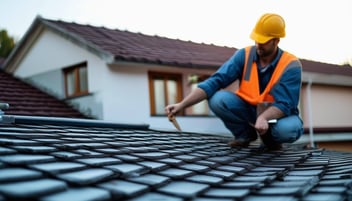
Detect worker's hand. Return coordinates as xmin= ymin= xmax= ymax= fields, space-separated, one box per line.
xmin=165 ymin=103 xmax=183 ymax=117
xmin=255 ymin=116 xmax=269 ymax=135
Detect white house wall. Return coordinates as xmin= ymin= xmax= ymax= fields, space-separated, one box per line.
xmin=102 ymin=65 xmax=150 ymax=124
xmin=301 ymin=84 xmax=352 ymax=128
xmin=26 ymin=69 xmax=65 ymax=99
xmin=105 ymin=64 xmax=232 ymax=135
xmin=13 ymin=28 xmax=107 ymax=119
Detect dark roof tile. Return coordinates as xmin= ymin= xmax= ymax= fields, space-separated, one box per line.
xmin=137 ymin=160 xmax=169 ymax=172
xmin=243 ymin=196 xmax=299 ymax=201
xmin=127 ymin=174 xmax=171 ymax=188
xmin=203 ymin=188 xmax=250 ymax=199
xmin=0 ymin=118 xmax=351 ymax=200
xmin=48 ymin=19 xmax=235 ymax=68
xmin=0 ymin=154 xmax=55 ymax=165
xmin=98 ymin=180 xmax=149 ymax=199
xmin=301 ymin=194 xmax=345 ymax=201
xmin=220 ymin=181 xmax=262 ymax=190
xmin=0 ymin=168 xmax=43 ymax=182
xmin=186 ymin=174 xmax=223 ymax=185
xmin=158 ymin=181 xmax=209 ymax=198
xmin=104 ymin=163 xmax=148 ymax=178
xmin=30 ymin=161 xmax=86 ymax=174
xmin=41 ymin=187 xmax=111 ymax=201
xmin=0 ymin=178 xmax=67 ymax=199
xmin=159 ymin=168 xmax=195 ymax=179
xmin=128 ymin=192 xmax=183 ymax=201
xmin=57 ymin=168 xmax=115 ymax=185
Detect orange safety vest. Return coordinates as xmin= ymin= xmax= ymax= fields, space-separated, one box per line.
xmin=236 ymin=46 xmax=300 ymax=105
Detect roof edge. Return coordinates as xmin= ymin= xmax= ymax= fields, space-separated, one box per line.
xmin=1 ymin=115 xmax=149 ymax=130
xmin=110 ymin=60 xmax=219 ymax=70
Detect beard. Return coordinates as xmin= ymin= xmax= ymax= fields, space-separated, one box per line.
xmin=256 ymin=40 xmax=277 ymax=58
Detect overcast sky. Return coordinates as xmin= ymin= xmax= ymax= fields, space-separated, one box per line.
xmin=1 ymin=0 xmax=351 ymax=65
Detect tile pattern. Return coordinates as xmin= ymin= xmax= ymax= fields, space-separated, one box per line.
xmin=0 ymin=70 xmax=86 ymax=118
xmin=45 ymin=18 xmax=352 ymax=76
xmin=0 ymin=121 xmax=351 ymax=201
xmin=48 ymin=19 xmax=236 ymax=69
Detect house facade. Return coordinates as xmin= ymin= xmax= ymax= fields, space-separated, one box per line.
xmin=3 ymin=16 xmax=352 ymax=149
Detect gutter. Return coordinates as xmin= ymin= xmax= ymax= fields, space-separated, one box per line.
xmin=0 ymin=103 xmax=149 ymax=130
xmin=297 ymin=132 xmax=352 ymax=143
xmin=306 ymin=78 xmax=315 ymax=148
xmin=4 ymin=115 xmax=149 ymax=130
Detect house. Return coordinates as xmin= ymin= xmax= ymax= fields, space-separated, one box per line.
xmin=0 ymin=114 xmax=351 ymax=200
xmin=3 ymin=16 xmax=352 ymax=151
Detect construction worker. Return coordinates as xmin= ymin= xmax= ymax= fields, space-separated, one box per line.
xmin=165 ymin=13 xmax=303 ymax=150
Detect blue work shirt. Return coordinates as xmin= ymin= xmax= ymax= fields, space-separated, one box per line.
xmin=198 ymin=46 xmax=302 ymax=116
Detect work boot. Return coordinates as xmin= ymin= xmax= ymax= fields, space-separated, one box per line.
xmin=259 ymin=129 xmax=282 ymax=151
xmin=228 ymin=140 xmax=251 ymax=148
xmin=228 ymin=129 xmax=258 ymax=148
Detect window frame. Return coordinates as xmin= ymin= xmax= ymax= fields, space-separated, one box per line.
xmin=186 ymin=74 xmax=212 ymax=116
xmin=63 ymin=61 xmax=89 ymax=98
xmin=148 ymin=71 xmax=183 ymax=116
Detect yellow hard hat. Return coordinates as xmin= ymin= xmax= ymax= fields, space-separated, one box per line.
xmin=250 ymin=13 xmax=286 ymax=44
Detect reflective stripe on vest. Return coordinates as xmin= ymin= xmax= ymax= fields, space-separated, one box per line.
xmin=236 ymin=46 xmax=300 ymax=105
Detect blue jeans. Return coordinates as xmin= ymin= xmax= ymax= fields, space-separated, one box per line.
xmin=208 ymin=90 xmax=303 ymax=143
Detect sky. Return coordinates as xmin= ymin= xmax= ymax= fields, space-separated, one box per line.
xmin=1 ymin=0 xmax=351 ymax=65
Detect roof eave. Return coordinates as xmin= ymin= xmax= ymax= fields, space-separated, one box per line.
xmin=2 ymin=115 xmax=149 ymax=130
xmin=110 ymin=58 xmax=219 ymax=70
xmin=302 ymin=71 xmax=352 ymax=86
xmin=297 ymin=132 xmax=352 ymax=143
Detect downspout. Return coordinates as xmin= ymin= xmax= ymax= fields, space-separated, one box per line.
xmin=307 ymin=78 xmax=315 ymax=148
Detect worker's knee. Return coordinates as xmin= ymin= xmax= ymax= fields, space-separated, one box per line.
xmin=208 ymin=91 xmax=244 ymax=114
xmin=271 ymin=115 xmax=303 ymax=143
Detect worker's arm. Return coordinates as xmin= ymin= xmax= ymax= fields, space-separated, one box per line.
xmin=255 ymin=106 xmax=284 ymax=135
xmin=165 ymin=87 xmax=207 ymax=116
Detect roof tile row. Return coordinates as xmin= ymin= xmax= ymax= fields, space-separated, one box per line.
xmin=0 ymin=70 xmax=86 ymax=118
xmin=0 ymin=120 xmax=351 ymax=200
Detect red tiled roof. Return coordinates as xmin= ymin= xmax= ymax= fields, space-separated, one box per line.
xmin=0 ymin=70 xmax=87 ymax=118
xmin=47 ymin=19 xmax=236 ymax=68
xmin=46 ymin=20 xmax=352 ymax=76
xmin=301 ymin=60 xmax=352 ymax=76
xmin=46 ymin=19 xmax=352 ymax=75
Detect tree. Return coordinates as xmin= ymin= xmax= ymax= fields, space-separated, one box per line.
xmin=0 ymin=30 xmax=15 ymax=58
xmin=341 ymin=59 xmax=352 ymax=67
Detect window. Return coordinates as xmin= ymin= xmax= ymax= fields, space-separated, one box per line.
xmin=186 ymin=74 xmax=211 ymax=116
xmin=63 ymin=62 xmax=88 ymax=98
xmin=148 ymin=72 xmax=183 ymax=115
